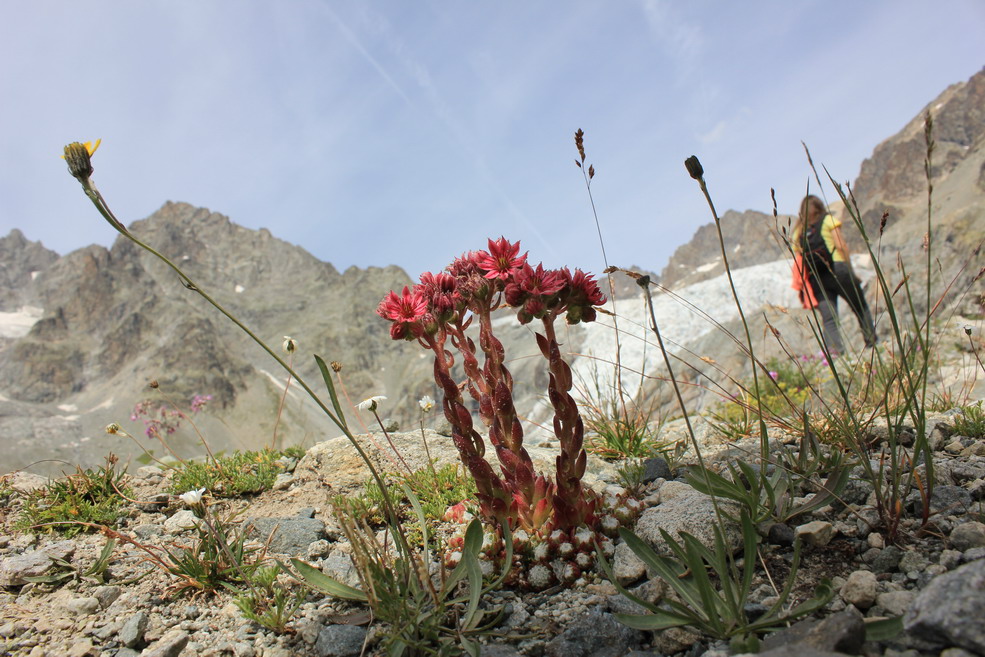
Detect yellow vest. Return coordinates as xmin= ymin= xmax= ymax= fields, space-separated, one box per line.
xmin=792 ymin=214 xmax=845 ymax=262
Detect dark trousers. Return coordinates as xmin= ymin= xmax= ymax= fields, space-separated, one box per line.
xmin=812 ymin=262 xmax=876 ymax=354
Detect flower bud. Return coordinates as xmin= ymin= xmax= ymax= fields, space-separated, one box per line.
xmin=63 ymin=141 xmax=99 ymax=182
xmin=684 ymin=155 xmax=704 ymax=180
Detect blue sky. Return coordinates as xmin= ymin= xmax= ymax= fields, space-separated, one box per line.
xmin=2 ymin=1 xmax=982 ymax=280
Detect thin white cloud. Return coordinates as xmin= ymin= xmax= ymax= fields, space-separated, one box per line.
xmin=639 ymin=0 xmax=705 ymax=76
xmin=697 ymin=120 xmax=728 ymax=145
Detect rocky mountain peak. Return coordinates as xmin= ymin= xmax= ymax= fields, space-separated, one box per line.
xmin=0 ymin=229 xmax=59 ymax=311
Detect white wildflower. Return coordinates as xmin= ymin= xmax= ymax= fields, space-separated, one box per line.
xmin=356 ymin=396 xmax=386 ymax=412
xmin=418 ymin=395 xmax=435 ymax=413
xmin=282 ymin=336 xmax=298 ymax=353
xmin=179 ymin=488 xmax=206 ymax=506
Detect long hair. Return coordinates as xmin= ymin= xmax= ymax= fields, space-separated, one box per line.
xmin=794 ymin=195 xmax=827 ymax=249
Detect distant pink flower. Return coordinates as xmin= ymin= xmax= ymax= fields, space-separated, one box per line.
xmin=474 ymin=237 xmax=527 ymax=280
xmin=190 ymin=394 xmax=212 ymax=413
xmin=768 ymin=371 xmax=778 ymax=381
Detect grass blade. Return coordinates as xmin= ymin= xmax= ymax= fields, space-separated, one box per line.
xmin=314 ymin=354 xmax=348 ymax=430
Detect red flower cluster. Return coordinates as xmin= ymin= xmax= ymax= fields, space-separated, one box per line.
xmin=376 ymin=237 xmax=607 ymax=337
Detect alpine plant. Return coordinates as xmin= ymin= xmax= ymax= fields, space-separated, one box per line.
xmin=378 ymin=239 xmax=637 ymax=548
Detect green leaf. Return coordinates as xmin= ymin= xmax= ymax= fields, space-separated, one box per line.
xmin=681 ymin=534 xmax=722 ymax=633
xmin=796 ymin=466 xmax=851 ymax=518
xmin=314 ymin=354 xmax=348 ymax=430
xmin=621 ymin=528 xmax=703 ymax=613
xmin=864 ymin=615 xmax=904 ymax=642
xmin=401 ymin=482 xmax=430 ymax=559
xmin=289 ymin=558 xmax=366 ymax=602
xmin=613 ymin=611 xmax=694 ymax=631
xmin=460 ymin=520 xmax=484 ymax=630
xmin=739 ymin=510 xmax=758 ymax=601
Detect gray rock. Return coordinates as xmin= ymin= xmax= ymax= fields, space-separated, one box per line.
xmin=939 ymin=649 xmax=979 ymax=657
xmin=163 ymin=510 xmax=201 ymax=534
xmin=133 ymin=524 xmax=162 ymax=539
xmin=795 ymin=521 xmax=835 ymax=547
xmin=139 ymin=629 xmax=189 ymax=657
xmin=232 ymin=642 xmax=255 ymax=657
xmin=612 ymin=541 xmax=647 ymax=585
xmin=650 ymin=625 xmax=702 ymax=654
xmin=744 ymin=647 xmax=855 ymax=657
xmin=875 ymin=590 xmax=915 ymax=616
xmin=761 ymin=607 xmax=865 ymax=654
xmin=135 ymin=493 xmax=170 ymax=512
xmin=321 ymin=551 xmax=361 ymax=589
xmin=67 ymin=638 xmax=94 ymax=657
xmin=272 ymin=473 xmax=294 ymax=490
xmin=633 ymin=481 xmax=742 ymax=555
xmin=64 ymin=596 xmax=100 ymax=616
xmin=871 ymin=545 xmax=903 ymax=574
xmin=314 ymin=624 xmax=367 ymax=657
xmin=306 ymin=539 xmax=332 ymax=559
xmin=898 ymin=550 xmax=929 ymax=574
xmin=964 ymin=547 xmax=985 ymax=562
xmin=940 ymin=549 xmax=963 ymax=570
xmin=950 ymin=521 xmax=985 ymax=551
xmin=641 ymin=457 xmax=671 ymax=483
xmin=40 ymin=540 xmax=75 ymax=561
xmin=904 ymin=558 xmax=985 ymax=654
xmin=840 ymin=570 xmax=878 ymax=609
xmin=767 ymin=523 xmax=795 ymax=546
xmin=0 ymin=550 xmax=54 ymax=586
xmin=6 ymin=471 xmax=48 ymax=493
xmin=93 ymin=585 xmax=121 ymax=609
xmin=247 ymin=516 xmax=325 ymax=555
xmin=480 ymin=646 xmax=524 ymax=657
xmin=119 ymin=611 xmax=149 ymax=648
xmin=606 ymin=577 xmax=668 ymax=616
xmin=909 ymin=485 xmax=972 ymax=517
xmin=544 ymin=607 xmax=643 ymax=657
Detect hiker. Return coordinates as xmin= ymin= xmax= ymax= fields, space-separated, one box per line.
xmin=791 ymin=195 xmax=876 ymax=355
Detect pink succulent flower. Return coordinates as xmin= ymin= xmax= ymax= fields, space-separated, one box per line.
xmin=376 ymin=285 xmax=427 ymax=323
xmin=474 ymin=237 xmax=527 ymax=280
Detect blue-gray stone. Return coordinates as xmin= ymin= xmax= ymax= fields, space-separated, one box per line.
xmin=247 ymin=516 xmax=325 ymax=556
xmin=314 ymin=624 xmax=367 ymax=657
xmin=545 ymin=607 xmax=643 ymax=657
xmin=904 ymin=558 xmax=985 ymax=655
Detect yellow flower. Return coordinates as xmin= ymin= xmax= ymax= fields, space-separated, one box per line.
xmin=62 ymin=139 xmax=101 ymax=182
xmin=61 ymin=139 xmax=101 ymax=158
